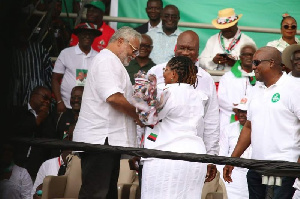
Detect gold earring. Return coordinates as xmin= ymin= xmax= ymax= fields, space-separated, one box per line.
xmin=171 ymin=78 xmax=173 ymax=82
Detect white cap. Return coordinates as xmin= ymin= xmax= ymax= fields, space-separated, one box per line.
xmin=234 ymin=97 xmax=248 ymax=111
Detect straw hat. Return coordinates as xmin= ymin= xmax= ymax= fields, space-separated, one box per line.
xmin=212 ymin=8 xmax=243 ymax=29
xmin=282 ymin=44 xmax=300 ymax=70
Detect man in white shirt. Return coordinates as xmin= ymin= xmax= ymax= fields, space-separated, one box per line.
xmin=218 ymin=44 xmax=256 ymax=128
xmin=0 ymin=144 xmax=33 ymax=199
xmin=146 ymin=30 xmax=220 ymax=181
xmin=223 ymin=46 xmax=300 ymax=199
xmin=135 ymin=0 xmax=163 ymax=34
xmin=72 ymin=26 xmax=143 ymax=199
xmin=199 ymin=8 xmax=256 ymax=83
xmin=52 ymin=22 xmax=101 ymax=113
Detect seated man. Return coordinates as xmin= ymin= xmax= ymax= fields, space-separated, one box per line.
xmin=199 ymin=8 xmax=256 ymax=83
xmin=126 ymin=34 xmax=156 ymax=85
xmin=11 ymin=86 xmax=57 ymax=179
xmin=218 ymin=44 xmax=256 ymax=128
xmin=31 ymin=150 xmax=72 ymax=198
xmin=0 ymin=143 xmax=33 ymax=199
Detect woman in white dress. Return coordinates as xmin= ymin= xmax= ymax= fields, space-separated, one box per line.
xmin=141 ymin=56 xmax=210 ymax=199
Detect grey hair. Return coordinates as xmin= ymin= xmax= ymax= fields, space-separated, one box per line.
xmin=240 ymin=43 xmax=257 ymax=54
xmin=109 ymin=26 xmax=142 ymax=44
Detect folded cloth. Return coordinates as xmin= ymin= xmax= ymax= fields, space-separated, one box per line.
xmin=131 ymin=71 xmax=169 ymax=126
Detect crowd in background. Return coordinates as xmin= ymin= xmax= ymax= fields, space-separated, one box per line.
xmin=1 ymin=0 xmax=300 ymax=199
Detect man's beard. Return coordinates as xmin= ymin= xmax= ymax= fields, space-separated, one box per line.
xmin=120 ymin=50 xmax=132 ymax=66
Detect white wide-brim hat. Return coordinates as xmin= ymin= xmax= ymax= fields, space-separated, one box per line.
xmin=282 ymin=44 xmax=300 ymax=70
xmin=212 ymin=8 xmax=243 ymax=29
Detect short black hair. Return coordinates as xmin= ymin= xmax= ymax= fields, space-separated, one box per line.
xmin=147 ymin=0 xmax=163 ymax=7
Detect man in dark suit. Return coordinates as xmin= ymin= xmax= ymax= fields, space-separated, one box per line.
xmin=135 ymin=0 xmax=163 ymax=34
xmin=10 ymin=86 xmax=57 ymax=180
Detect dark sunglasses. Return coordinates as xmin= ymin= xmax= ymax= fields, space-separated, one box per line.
xmin=252 ymin=59 xmax=272 ymax=66
xmin=282 ymin=25 xmax=297 ymax=30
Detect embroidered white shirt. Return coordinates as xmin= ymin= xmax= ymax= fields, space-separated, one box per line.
xmin=73 ymin=49 xmax=137 ymax=147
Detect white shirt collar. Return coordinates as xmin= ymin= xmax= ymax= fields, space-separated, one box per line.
xmin=148 ymin=20 xmax=162 ymax=31
xmin=28 ymin=103 xmax=37 ymax=117
xmin=75 ymin=44 xmax=93 ymax=57
xmin=258 ymin=72 xmax=287 ymax=88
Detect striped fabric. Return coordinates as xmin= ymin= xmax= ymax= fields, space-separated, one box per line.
xmin=8 ymin=41 xmax=53 ymax=107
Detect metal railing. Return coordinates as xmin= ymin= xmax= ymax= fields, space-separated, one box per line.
xmin=33 ymin=10 xmax=300 ymax=35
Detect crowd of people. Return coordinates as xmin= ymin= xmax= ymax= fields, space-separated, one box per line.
xmin=2 ymin=0 xmax=300 ymax=199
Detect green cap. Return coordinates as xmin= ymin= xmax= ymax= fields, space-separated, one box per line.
xmin=84 ymin=0 xmax=106 ymax=12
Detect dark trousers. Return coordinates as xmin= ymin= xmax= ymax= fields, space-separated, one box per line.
xmin=247 ymin=169 xmax=295 ymax=199
xmin=78 ymin=141 xmax=121 ymax=199
xmin=138 ymin=164 xmax=143 ymax=193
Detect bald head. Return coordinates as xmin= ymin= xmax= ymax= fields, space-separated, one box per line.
xmin=175 ymin=30 xmax=199 ymax=63
xmin=255 ymin=46 xmax=282 ymax=67
xmin=252 ymin=46 xmax=283 ymax=86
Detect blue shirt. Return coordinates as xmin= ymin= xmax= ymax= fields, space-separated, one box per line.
xmin=147 ymin=27 xmax=182 ymax=64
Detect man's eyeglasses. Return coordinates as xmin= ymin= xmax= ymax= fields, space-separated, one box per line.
xmin=125 ymin=39 xmax=139 ymax=56
xmin=282 ymin=25 xmax=297 ymax=30
xmin=252 ymin=59 xmax=272 ymax=66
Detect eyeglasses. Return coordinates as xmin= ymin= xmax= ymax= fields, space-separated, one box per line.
xmin=282 ymin=25 xmax=297 ymax=30
xmin=125 ymin=39 xmax=139 ymax=56
xmin=252 ymin=59 xmax=272 ymax=66
xmin=140 ymin=44 xmax=152 ymax=49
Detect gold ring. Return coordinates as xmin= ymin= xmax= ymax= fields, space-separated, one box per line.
xmin=218 ymin=61 xmax=221 ymax=64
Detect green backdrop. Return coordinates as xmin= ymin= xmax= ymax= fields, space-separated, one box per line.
xmin=116 ymin=0 xmax=300 ymax=53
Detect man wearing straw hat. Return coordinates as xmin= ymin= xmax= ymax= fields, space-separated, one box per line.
xmin=199 ymin=8 xmax=256 ymax=83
